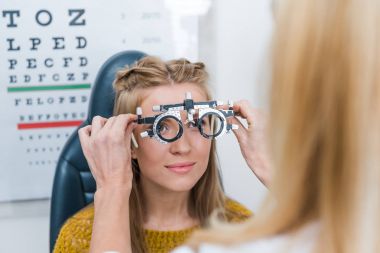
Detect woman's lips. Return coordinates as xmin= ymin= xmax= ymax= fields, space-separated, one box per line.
xmin=165 ymin=162 xmax=196 ymax=174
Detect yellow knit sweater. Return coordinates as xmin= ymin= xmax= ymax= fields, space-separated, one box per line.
xmin=53 ymin=199 xmax=252 ymax=253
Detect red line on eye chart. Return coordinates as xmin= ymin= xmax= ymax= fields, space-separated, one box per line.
xmin=17 ymin=120 xmax=83 ymax=130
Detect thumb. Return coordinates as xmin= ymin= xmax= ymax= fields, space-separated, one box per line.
xmin=229 ymin=117 xmax=247 ymax=144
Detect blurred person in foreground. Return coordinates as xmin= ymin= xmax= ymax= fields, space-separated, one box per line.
xmin=173 ymin=0 xmax=380 ymax=252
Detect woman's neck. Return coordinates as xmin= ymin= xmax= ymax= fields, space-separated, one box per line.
xmin=140 ymin=178 xmax=199 ymax=231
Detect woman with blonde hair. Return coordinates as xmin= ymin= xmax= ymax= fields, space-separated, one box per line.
xmin=53 ymin=56 xmax=259 ymax=253
xmin=172 ymin=0 xmax=380 ymax=252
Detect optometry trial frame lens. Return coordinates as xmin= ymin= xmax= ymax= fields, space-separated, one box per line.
xmin=197 ymin=107 xmax=228 ymax=139
xmin=155 ymin=115 xmax=183 ymax=142
xmin=198 ymin=112 xmax=224 ymax=139
xmin=151 ymin=111 xmax=184 ymax=143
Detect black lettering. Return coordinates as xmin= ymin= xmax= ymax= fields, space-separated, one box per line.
xmin=45 ymin=58 xmax=53 ymax=68
xmin=79 ymin=56 xmax=88 ymax=66
xmin=37 ymin=98 xmax=44 ymax=105
xmin=76 ymin=36 xmax=87 ymax=49
xmin=82 ymin=72 xmax=89 ymax=80
xmin=35 ymin=10 xmax=52 ymax=26
xmin=24 ymin=75 xmax=31 ymax=83
xmin=26 ymin=98 xmax=32 ymax=105
xmin=67 ymin=73 xmax=75 ymax=81
xmin=2 ymin=10 xmax=20 ymax=28
xmin=59 ymin=97 xmax=65 ymax=103
xmin=26 ymin=58 xmax=37 ymax=69
xmin=9 ymin=75 xmax=17 ymax=83
xmin=68 ymin=9 xmax=86 ymax=26
xmin=52 ymin=37 xmax=65 ymax=50
xmin=8 ymin=59 xmax=17 ymax=69
xmin=30 ymin=38 xmax=41 ymax=50
xmin=63 ymin=57 xmax=72 ymax=67
xmin=69 ymin=96 xmax=76 ymax=103
xmin=47 ymin=97 xmax=54 ymax=104
xmin=38 ymin=74 xmax=46 ymax=82
xmin=81 ymin=95 xmax=88 ymax=103
xmin=52 ymin=73 xmax=59 ymax=81
xmin=7 ymin=38 xmax=20 ymax=51
xmin=15 ymin=98 xmax=21 ymax=106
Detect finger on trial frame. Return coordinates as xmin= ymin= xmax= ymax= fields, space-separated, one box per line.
xmin=228 ymin=116 xmax=249 ymax=144
xmin=228 ymin=115 xmax=248 ymax=131
xmin=215 ymin=100 xmax=254 ymax=120
xmin=90 ymin=116 xmax=107 ymax=135
xmin=231 ymin=100 xmax=255 ymax=121
xmin=78 ymin=125 xmax=92 ymax=138
xmin=216 ymin=100 xmax=254 ymax=130
xmin=78 ymin=125 xmax=93 ymax=150
xmin=111 ymin=114 xmax=138 ymax=136
xmin=101 ymin=116 xmax=117 ymax=132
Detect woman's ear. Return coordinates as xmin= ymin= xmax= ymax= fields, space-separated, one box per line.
xmin=131 ymin=133 xmax=139 ymax=159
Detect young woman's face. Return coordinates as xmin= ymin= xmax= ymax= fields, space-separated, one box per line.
xmin=132 ymin=83 xmax=212 ymax=193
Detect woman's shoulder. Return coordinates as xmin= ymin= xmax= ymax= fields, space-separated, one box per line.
xmin=224 ymin=198 xmax=253 ymax=222
xmin=53 ymin=204 xmax=94 ymax=253
xmin=71 ymin=204 xmax=95 ymax=219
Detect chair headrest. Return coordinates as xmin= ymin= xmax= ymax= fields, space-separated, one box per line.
xmin=87 ymin=50 xmax=147 ymax=120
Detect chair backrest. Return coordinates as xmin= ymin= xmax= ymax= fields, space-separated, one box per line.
xmin=49 ymin=50 xmax=147 ymax=252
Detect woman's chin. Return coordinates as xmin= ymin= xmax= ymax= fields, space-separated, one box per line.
xmin=166 ymin=181 xmax=198 ymax=192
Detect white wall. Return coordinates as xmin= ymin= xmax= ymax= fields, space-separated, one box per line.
xmin=199 ymin=0 xmax=274 ymax=212
xmin=0 ymin=200 xmax=49 ymax=253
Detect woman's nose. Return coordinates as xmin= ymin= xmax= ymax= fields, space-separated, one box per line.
xmin=169 ymin=129 xmax=192 ymax=155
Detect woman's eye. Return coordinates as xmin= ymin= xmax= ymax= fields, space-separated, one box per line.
xmin=158 ymin=123 xmax=169 ymax=133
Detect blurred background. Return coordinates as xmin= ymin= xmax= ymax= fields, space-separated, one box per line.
xmin=0 ymin=0 xmax=273 ymax=252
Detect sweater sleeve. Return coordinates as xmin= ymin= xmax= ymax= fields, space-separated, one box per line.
xmin=53 ymin=205 xmax=94 ymax=253
xmin=224 ymin=198 xmax=253 ymax=222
